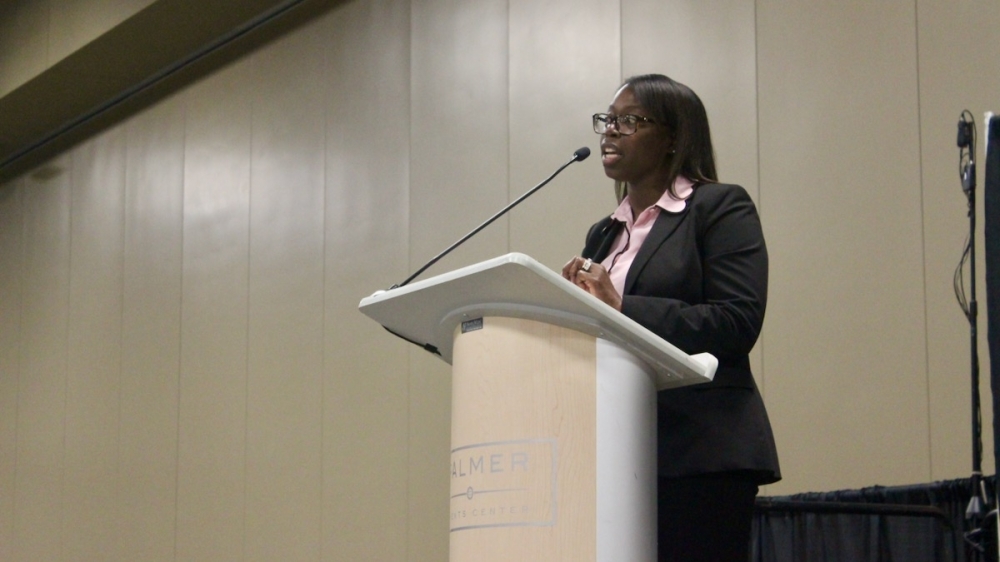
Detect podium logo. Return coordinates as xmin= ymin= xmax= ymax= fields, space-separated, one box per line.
xmin=449 ymin=439 xmax=557 ymax=532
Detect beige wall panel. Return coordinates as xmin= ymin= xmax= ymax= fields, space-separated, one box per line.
xmin=619 ymin=0 xmax=767 ymax=390
xmin=508 ymin=0 xmax=622 ymax=272
xmin=120 ymin=94 xmax=185 ymax=561
xmin=0 ymin=4 xmax=997 ymax=562
xmin=63 ymin=128 xmax=126 ymax=561
xmin=47 ymin=0 xmax=155 ymax=67
xmin=0 ymin=180 xmax=23 ymax=562
xmin=407 ymin=351 xmax=453 ymax=560
xmin=408 ymin=2 xmax=509 ymax=559
xmin=757 ymin=1 xmax=928 ymax=493
xmin=0 ymin=0 xmax=50 ymax=97
xmin=622 ymin=0 xmax=759 ymax=197
xmin=14 ymin=155 xmax=71 ymax=561
xmin=916 ymin=0 xmax=1000 ymax=482
xmin=244 ymin=20 xmax=326 ymax=562
xmin=322 ymin=1 xmax=411 ymax=560
xmin=409 ymin=0 xmax=509 ymax=278
xmin=177 ymin=59 xmax=253 ymax=562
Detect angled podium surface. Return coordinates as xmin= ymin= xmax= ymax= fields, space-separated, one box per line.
xmin=359 ymin=252 xmax=717 ymax=389
xmin=359 ymin=253 xmax=717 ymax=561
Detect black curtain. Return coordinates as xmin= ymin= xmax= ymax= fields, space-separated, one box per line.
xmin=752 ymin=476 xmax=996 ymax=561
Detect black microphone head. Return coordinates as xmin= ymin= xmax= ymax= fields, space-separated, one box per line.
xmin=958 ymin=120 xmax=972 ymax=148
xmin=573 ymin=147 xmax=591 ymax=162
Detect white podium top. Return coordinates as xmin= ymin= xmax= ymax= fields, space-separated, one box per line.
xmin=358 ymin=253 xmax=716 ymax=389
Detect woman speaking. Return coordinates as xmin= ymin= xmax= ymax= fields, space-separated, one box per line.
xmin=563 ymin=74 xmax=781 ymax=562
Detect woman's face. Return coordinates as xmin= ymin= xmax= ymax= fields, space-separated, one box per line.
xmin=600 ymin=85 xmax=674 ymax=188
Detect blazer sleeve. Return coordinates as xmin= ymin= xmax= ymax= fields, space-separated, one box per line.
xmin=619 ymin=184 xmax=768 ymax=359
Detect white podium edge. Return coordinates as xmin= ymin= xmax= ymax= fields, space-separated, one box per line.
xmin=359 ymin=252 xmax=717 ymax=390
xmin=596 ymin=338 xmax=657 ymax=561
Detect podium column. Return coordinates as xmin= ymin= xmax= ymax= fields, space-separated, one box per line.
xmin=448 ymin=316 xmax=656 ymax=561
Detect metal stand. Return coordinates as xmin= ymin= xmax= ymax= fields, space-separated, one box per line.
xmin=957 ymin=112 xmax=990 ymax=561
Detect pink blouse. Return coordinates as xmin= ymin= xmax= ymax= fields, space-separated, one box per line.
xmin=602 ymin=177 xmax=695 ymax=296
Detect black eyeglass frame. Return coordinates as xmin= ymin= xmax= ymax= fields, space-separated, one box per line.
xmin=592 ymin=113 xmax=656 ymax=135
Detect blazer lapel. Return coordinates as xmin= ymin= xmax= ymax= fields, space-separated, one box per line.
xmin=623 ymin=210 xmax=687 ymax=294
xmin=583 ymin=217 xmax=625 ymax=262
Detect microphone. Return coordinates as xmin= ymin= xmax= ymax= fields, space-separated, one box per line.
xmin=393 ymin=146 xmax=590 ymax=289
xmin=958 ymin=119 xmax=973 ymax=149
xmin=959 ymin=112 xmax=976 ymax=194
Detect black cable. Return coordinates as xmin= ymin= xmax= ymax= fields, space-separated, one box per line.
xmin=382 ymin=326 xmax=440 ymax=357
xmin=957 ymin=233 xmax=972 ymax=318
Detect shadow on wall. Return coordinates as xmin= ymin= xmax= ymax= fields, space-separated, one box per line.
xmin=0 ymin=0 xmax=350 ymax=184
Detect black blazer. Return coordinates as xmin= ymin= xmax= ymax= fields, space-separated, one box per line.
xmin=582 ymin=183 xmax=780 ymax=484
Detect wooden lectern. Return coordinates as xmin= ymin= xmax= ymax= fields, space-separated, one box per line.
xmin=359 ymin=253 xmax=716 ymax=561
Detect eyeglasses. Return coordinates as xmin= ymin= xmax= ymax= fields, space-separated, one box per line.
xmin=592 ymin=113 xmax=656 ymax=135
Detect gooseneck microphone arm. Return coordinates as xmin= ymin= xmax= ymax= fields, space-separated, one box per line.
xmin=392 ymin=146 xmax=591 ymax=289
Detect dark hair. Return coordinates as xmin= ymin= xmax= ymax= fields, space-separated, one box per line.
xmin=616 ymin=74 xmax=717 ymax=201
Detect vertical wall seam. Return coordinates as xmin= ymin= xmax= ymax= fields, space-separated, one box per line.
xmin=406 ymin=1 xmax=414 ymax=558
xmin=44 ymin=2 xmax=52 ymax=70
xmin=913 ymin=0 xmax=933 ymax=482
xmin=753 ymin=0 xmax=765 ymax=398
xmin=173 ymin=91 xmax=189 ymax=562
xmin=243 ymin=59 xmax=254 ymax=562
xmin=115 ymin=123 xmax=127 ymax=562
xmin=506 ymin=0 xmax=512 ymax=252
xmin=619 ymin=0 xmax=623 ymax=81
xmin=319 ymin=30 xmax=329 ymax=560
xmin=12 ymin=179 xmax=25 ymax=558
xmin=60 ymin=152 xmax=73 ymax=561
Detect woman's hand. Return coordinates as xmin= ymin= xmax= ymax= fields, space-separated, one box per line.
xmin=561 ymin=257 xmax=622 ymax=312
